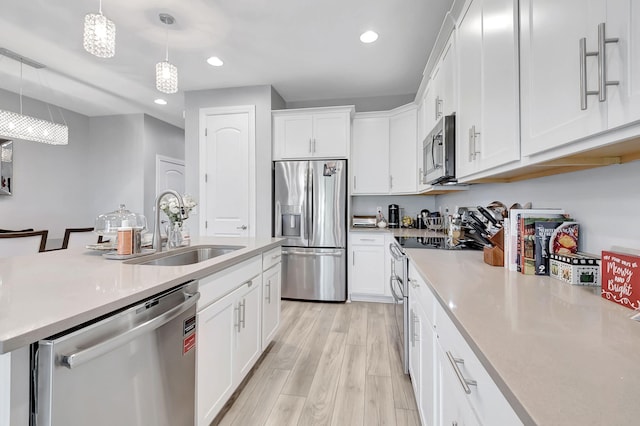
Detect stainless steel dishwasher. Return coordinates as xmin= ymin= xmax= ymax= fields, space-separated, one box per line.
xmin=33 ymin=281 xmax=200 ymax=426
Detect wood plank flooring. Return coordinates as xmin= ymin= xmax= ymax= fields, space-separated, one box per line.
xmin=214 ymin=300 xmax=419 ymax=426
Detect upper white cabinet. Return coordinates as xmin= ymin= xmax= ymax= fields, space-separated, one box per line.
xmin=351 ymin=104 xmax=417 ymax=195
xmin=431 ymin=34 xmax=457 ymax=123
xmin=456 ymin=0 xmax=520 ymax=178
xmin=351 ymin=114 xmax=390 ymax=194
xmin=389 ymin=105 xmax=418 ymax=194
xmin=272 ymin=106 xmax=354 ymax=160
xmin=520 ymin=0 xmax=640 ymax=156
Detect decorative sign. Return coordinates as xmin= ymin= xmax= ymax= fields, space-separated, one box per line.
xmin=601 ymin=251 xmax=640 ymax=310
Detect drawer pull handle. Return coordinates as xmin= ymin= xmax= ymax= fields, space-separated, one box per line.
xmin=446 ymin=351 xmax=477 ymax=394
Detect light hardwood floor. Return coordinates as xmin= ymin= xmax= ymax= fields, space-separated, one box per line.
xmin=214 ymin=300 xmax=420 ymax=426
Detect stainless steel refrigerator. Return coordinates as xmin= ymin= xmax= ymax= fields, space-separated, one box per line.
xmin=274 ymin=160 xmax=347 ymax=301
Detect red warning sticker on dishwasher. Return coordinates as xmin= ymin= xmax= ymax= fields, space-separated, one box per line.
xmin=183 ymin=333 xmax=196 ymax=355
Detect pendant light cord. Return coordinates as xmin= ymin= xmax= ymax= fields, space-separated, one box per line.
xmin=165 ymin=24 xmax=169 ymax=62
xmin=19 ymin=60 xmax=23 ymax=115
xmin=99 ymin=0 xmax=103 ymax=15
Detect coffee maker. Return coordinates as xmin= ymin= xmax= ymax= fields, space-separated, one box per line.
xmin=388 ymin=204 xmax=399 ymax=228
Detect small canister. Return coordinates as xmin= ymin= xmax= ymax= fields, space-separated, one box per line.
xmin=117 ymin=227 xmax=133 ymax=255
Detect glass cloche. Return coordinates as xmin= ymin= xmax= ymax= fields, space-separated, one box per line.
xmin=94 ymin=204 xmax=147 ymax=238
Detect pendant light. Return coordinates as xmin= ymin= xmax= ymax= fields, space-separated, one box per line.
xmin=156 ymin=13 xmax=178 ymax=94
xmin=83 ymin=0 xmax=116 ymax=58
xmin=0 ymin=48 xmax=68 ymax=145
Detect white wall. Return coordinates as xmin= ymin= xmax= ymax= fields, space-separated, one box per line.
xmin=184 ymin=85 xmax=277 ymax=238
xmin=0 ymin=88 xmax=94 ymax=239
xmin=435 ymin=161 xmax=640 ymax=253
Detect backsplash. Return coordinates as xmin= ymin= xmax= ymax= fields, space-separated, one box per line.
xmin=435 ymin=161 xmax=640 ymax=254
xmin=351 ymin=195 xmax=436 ymax=219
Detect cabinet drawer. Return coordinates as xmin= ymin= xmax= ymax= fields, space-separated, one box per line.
xmin=198 ymin=256 xmax=262 ymax=310
xmin=350 ymin=233 xmax=386 ymax=245
xmin=262 ymin=246 xmax=282 ymax=271
xmin=436 ymin=303 xmax=522 ymax=426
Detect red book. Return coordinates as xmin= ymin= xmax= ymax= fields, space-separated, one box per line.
xmin=601 ymin=251 xmax=640 ymax=310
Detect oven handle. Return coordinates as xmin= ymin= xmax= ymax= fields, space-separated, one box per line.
xmin=389 ymin=274 xmax=404 ymax=302
xmin=60 ymin=291 xmax=200 ymax=369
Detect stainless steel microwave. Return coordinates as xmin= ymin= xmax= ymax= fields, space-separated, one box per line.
xmin=423 ymin=114 xmax=456 ymax=185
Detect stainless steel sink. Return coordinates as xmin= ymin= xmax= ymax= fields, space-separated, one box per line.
xmin=126 ymin=245 xmax=244 ymax=266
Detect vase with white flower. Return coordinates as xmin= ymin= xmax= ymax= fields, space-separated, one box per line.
xmin=159 ymin=193 xmax=197 ymax=248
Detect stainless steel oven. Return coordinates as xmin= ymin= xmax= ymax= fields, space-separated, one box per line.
xmin=389 ymin=240 xmax=409 ymax=374
xmin=423 ymin=114 xmax=456 ymax=184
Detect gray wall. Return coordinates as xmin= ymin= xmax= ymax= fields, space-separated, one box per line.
xmin=0 ymin=88 xmax=94 ymax=239
xmin=435 ymin=161 xmax=640 ymax=254
xmin=285 ymin=93 xmax=415 ymax=112
xmin=184 ymin=85 xmax=276 ymax=238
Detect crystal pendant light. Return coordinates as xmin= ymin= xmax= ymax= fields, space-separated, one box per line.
xmin=0 ymin=49 xmax=68 ymax=145
xmin=155 ymin=13 xmax=178 ymax=94
xmin=83 ymin=0 xmax=116 ymax=58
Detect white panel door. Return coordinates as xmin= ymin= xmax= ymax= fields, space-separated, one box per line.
xmin=520 ymin=0 xmax=606 ymax=156
xmin=234 ymin=278 xmax=262 ymax=382
xmin=204 ymin=112 xmax=250 ymax=237
xmin=156 ymin=155 xmax=185 ymax=195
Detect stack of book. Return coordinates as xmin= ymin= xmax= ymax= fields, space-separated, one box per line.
xmin=504 ymin=208 xmax=579 ymax=275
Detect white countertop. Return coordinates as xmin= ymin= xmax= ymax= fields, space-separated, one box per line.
xmin=406 ymin=249 xmax=640 ymax=426
xmin=0 ymin=237 xmax=282 ymax=354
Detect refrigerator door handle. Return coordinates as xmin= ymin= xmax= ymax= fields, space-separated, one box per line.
xmin=309 ymin=167 xmax=314 ymax=241
xmin=60 ymin=291 xmax=200 ymax=369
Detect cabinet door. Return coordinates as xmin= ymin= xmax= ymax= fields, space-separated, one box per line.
xmin=456 ymin=0 xmax=483 ymax=178
xmin=274 ymin=114 xmax=314 ymax=159
xmin=424 ymin=82 xmax=437 ymax=137
xmin=476 ymin=0 xmax=520 ymax=171
xmin=440 ymin=36 xmax=457 ymax=117
xmin=312 ymin=112 xmax=350 ymax=158
xmin=351 ymin=116 xmax=390 ymax=194
xmin=350 ymin=244 xmax=386 ymax=296
xmin=607 ymin=0 xmax=640 ymax=129
xmin=389 ymin=108 xmax=418 ymax=194
xmin=438 ymin=344 xmax=481 ymax=426
xmin=520 ymin=0 xmax=606 ymax=156
xmin=196 ymin=291 xmax=236 ymax=426
xmin=235 ymin=277 xmax=262 ymax=382
xmin=262 ymin=263 xmax=281 ymax=349
xmin=408 ymin=304 xmax=422 ymax=404
xmin=417 ymin=303 xmax=436 ymax=426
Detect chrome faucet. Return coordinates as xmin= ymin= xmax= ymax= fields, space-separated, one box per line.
xmin=153 ymin=189 xmax=187 ymax=252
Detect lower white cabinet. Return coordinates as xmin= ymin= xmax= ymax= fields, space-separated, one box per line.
xmin=262 ymin=261 xmax=281 ymax=349
xmin=408 ymin=261 xmax=522 ymax=426
xmin=196 ymin=253 xmax=276 ymax=426
xmin=348 ymin=232 xmax=391 ymax=301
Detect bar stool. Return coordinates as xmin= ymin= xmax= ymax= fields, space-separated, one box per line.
xmin=0 ymin=230 xmax=48 ymax=257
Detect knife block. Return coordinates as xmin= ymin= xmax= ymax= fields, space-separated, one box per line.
xmin=483 ymin=228 xmax=504 ymax=267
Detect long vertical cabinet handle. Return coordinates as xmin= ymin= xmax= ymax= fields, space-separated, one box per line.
xmin=354 ymin=175 xmax=357 ymax=191
xmin=412 ymin=311 xmax=420 ymax=344
xmin=446 ymin=351 xmax=478 ymax=394
xmin=389 ymin=175 xmax=393 ymax=190
xmin=308 ymin=138 xmax=312 ymax=153
xmin=418 ymin=168 xmax=423 ymax=185
xmin=240 ymin=299 xmax=246 ymax=329
xmin=313 ymin=138 xmax=316 ymax=153
xmin=266 ymin=280 xmax=271 ymax=303
xmin=435 ymin=96 xmax=440 ymax=120
xmin=468 ymin=127 xmax=474 ymax=162
xmin=410 ymin=310 xmax=415 ymax=347
xmin=468 ymin=126 xmax=481 ymax=161
xmin=598 ymin=22 xmax=619 ymax=102
xmin=580 ymin=37 xmax=600 ymax=110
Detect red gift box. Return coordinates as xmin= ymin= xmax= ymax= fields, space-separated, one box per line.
xmin=601 ymin=251 xmax=640 ymax=310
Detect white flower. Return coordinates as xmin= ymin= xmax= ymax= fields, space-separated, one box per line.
xmin=169 ymin=205 xmax=180 ymax=214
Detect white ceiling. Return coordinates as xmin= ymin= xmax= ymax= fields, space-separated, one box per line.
xmin=0 ymin=0 xmax=454 ymax=128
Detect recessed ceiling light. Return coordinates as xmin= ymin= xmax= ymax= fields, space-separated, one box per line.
xmin=154 ymin=98 xmax=167 ymax=105
xmin=360 ymin=30 xmax=379 ymax=43
xmin=207 ymin=56 xmax=224 ymax=67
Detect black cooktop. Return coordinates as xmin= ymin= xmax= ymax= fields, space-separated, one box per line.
xmin=395 ymin=236 xmax=484 ymax=251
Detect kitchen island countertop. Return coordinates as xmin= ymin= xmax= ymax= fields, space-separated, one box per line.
xmin=0 ymin=237 xmax=282 ymax=353
xmin=407 ymin=249 xmax=640 ymax=426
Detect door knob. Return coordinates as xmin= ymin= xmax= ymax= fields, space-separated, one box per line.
xmin=237 ymin=225 xmax=247 ymax=230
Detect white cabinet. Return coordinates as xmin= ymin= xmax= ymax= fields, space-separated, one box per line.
xmin=351 ymin=115 xmax=390 ymax=194
xmin=196 ymin=255 xmax=264 ymax=426
xmin=520 ymin=0 xmax=640 ymax=156
xmin=430 ymin=34 xmax=457 ymax=124
xmin=351 ymin=104 xmax=417 ymax=195
xmin=389 ymin=105 xmax=418 ymax=194
xmin=408 ymin=260 xmax=522 ymax=426
xmin=348 ymin=232 xmax=391 ymax=301
xmin=262 ymin=247 xmax=282 ymax=349
xmin=456 ymin=0 xmax=520 ymax=179
xmin=272 ymin=106 xmax=354 ymax=160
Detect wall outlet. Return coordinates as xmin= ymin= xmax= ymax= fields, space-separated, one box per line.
xmin=376 ymin=206 xmax=382 ymax=215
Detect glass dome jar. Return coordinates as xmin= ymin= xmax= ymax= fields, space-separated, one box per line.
xmin=94 ymin=204 xmax=147 ymax=238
